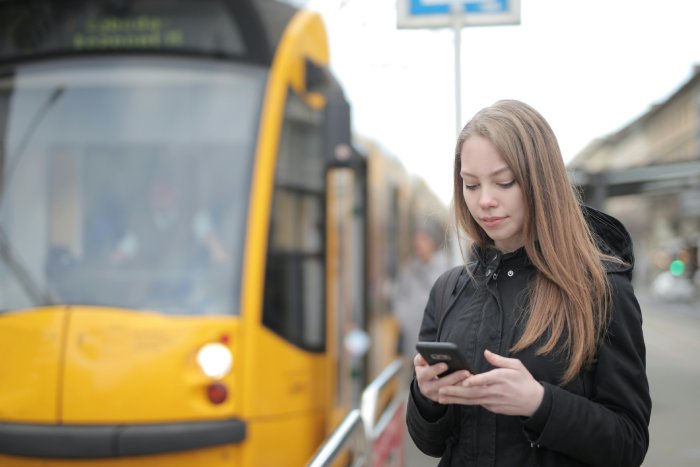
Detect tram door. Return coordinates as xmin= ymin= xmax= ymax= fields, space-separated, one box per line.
xmin=325 ymin=91 xmax=368 ymax=436
xmin=327 ymin=166 xmax=367 ymax=422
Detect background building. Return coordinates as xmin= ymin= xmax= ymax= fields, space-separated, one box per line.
xmin=569 ymin=65 xmax=700 ymax=297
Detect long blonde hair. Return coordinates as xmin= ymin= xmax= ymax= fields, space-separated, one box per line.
xmin=452 ymin=100 xmax=611 ymax=384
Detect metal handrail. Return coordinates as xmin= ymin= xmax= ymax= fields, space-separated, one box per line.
xmin=371 ymin=391 xmax=404 ymax=441
xmin=360 ymin=358 xmax=404 ymax=439
xmin=306 ymin=358 xmax=406 ymax=467
xmin=306 ymin=409 xmax=368 ymax=467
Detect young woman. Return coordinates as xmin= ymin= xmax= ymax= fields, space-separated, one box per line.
xmin=406 ymin=100 xmax=651 ymax=466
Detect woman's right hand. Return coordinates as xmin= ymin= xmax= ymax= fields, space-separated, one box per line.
xmin=414 ymin=353 xmax=471 ymax=403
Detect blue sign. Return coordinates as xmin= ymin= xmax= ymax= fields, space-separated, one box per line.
xmin=410 ymin=0 xmax=509 ymax=16
xmin=397 ymin=0 xmax=520 ymax=29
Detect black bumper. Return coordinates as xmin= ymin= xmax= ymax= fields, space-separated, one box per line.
xmin=0 ymin=419 xmax=246 ymax=458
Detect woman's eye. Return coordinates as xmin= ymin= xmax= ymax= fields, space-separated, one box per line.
xmin=498 ymin=181 xmax=515 ymax=188
xmin=464 ymin=184 xmax=478 ymax=191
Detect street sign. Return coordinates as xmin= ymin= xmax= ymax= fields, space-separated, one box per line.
xmin=397 ymin=0 xmax=521 ymax=29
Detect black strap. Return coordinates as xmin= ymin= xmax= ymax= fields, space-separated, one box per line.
xmin=435 ymin=266 xmax=462 ymax=324
xmin=435 ymin=262 xmax=477 ymax=340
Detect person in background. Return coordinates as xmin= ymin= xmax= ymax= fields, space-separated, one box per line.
xmin=393 ymin=221 xmax=450 ymax=364
xmin=407 ymin=100 xmax=651 ymax=466
xmin=110 ymin=174 xmax=228 ymax=266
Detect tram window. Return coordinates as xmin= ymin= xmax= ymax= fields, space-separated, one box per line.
xmin=1 ymin=57 xmax=262 ymax=314
xmin=263 ymin=91 xmax=325 ymax=351
xmin=387 ymin=187 xmax=400 ymax=279
xmin=0 ymin=143 xmax=52 ymax=309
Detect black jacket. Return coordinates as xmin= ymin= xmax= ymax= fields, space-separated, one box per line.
xmin=406 ymin=208 xmax=651 ymax=466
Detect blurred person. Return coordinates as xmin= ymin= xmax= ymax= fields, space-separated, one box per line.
xmin=393 ymin=222 xmax=450 ymax=364
xmin=110 ymin=173 xmax=228 ymax=267
xmin=407 ymin=100 xmax=651 ymax=466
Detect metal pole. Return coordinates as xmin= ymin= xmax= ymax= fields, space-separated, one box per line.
xmin=452 ymin=0 xmax=462 ymax=136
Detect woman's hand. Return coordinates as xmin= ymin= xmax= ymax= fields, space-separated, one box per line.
xmin=437 ymin=349 xmax=544 ymax=416
xmin=414 ymin=353 xmax=471 ymax=403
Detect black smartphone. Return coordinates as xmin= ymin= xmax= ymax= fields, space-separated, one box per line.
xmin=416 ymin=341 xmax=474 ymax=375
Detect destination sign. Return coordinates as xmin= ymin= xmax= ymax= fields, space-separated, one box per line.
xmin=0 ymin=0 xmax=245 ymax=61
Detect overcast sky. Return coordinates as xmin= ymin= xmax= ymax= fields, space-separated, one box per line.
xmin=305 ymin=0 xmax=700 ymax=204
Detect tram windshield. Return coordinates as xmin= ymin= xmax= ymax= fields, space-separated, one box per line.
xmin=0 ymin=57 xmax=265 ymax=315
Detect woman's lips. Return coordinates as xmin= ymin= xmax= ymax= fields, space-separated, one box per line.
xmin=481 ymin=216 xmax=505 ymax=228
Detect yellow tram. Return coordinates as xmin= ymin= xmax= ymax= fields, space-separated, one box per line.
xmin=0 ymin=1 xmax=450 ymax=465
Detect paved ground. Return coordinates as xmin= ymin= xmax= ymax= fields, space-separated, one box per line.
xmin=402 ymin=291 xmax=700 ymax=466
xmin=640 ymin=292 xmax=700 ymax=466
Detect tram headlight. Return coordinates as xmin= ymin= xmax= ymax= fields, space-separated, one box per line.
xmin=196 ymin=343 xmax=233 ymax=379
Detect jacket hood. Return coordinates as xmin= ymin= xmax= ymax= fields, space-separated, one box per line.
xmin=469 ymin=205 xmax=635 ymax=276
xmin=582 ymin=205 xmax=634 ymax=275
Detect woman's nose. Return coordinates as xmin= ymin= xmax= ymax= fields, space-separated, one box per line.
xmin=479 ymin=189 xmax=497 ymax=208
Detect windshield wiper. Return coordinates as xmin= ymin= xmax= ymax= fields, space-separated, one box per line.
xmin=0 ymin=85 xmax=64 ymax=307
xmin=0 ymin=226 xmax=54 ymax=306
xmin=0 ymin=86 xmax=64 ymax=199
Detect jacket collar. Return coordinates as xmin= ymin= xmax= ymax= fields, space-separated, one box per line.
xmin=468 ymin=205 xmax=634 ymax=276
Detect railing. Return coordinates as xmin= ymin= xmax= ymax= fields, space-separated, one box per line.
xmin=306 ymin=409 xmax=368 ymax=467
xmin=360 ymin=358 xmax=404 ymax=440
xmin=306 ymin=358 xmax=406 ymax=467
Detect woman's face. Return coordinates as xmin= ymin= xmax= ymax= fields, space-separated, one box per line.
xmin=459 ymin=135 xmax=525 ymax=252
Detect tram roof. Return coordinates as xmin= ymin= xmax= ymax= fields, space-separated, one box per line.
xmin=0 ymin=0 xmax=299 ymax=67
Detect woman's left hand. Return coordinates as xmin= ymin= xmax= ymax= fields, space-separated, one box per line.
xmin=437 ymin=349 xmax=544 ymax=417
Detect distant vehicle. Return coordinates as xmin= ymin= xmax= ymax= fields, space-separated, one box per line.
xmin=651 ymin=271 xmax=696 ymax=302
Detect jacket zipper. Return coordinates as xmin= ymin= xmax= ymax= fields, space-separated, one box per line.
xmin=531 ymin=442 xmax=541 ymax=466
